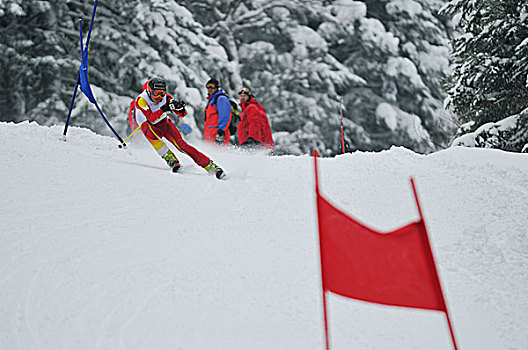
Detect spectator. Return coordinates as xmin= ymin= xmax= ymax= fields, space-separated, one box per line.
xmin=237 ymin=86 xmax=274 ymax=151
xmin=204 ymin=78 xmax=232 ymax=145
xmin=133 ymin=76 xmax=226 ymax=179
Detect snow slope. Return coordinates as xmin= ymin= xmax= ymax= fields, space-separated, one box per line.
xmin=1 ymin=121 xmax=527 ymax=350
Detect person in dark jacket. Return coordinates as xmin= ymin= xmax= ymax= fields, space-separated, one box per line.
xmin=237 ymin=86 xmax=274 ymax=151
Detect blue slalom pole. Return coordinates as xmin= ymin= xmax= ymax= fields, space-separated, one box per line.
xmin=84 ymin=0 xmax=98 ymax=51
xmin=79 ymin=18 xmax=125 ymax=144
xmin=93 ymin=101 xmax=125 ymax=144
xmin=63 ymin=1 xmax=126 ymax=146
xmin=62 ymin=74 xmax=80 ymax=140
xmin=62 ymin=0 xmax=97 ymax=140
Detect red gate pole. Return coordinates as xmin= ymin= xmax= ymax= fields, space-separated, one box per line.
xmin=313 ymin=150 xmax=331 ymax=350
xmin=410 ymin=178 xmax=459 ymax=350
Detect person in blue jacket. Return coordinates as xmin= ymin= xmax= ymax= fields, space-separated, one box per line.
xmin=204 ymin=78 xmax=232 ymax=145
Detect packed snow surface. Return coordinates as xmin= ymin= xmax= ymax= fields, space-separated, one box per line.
xmin=1 ymin=121 xmax=527 ymax=349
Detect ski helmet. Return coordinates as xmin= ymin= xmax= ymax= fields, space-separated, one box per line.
xmin=147 ymin=76 xmax=167 ymax=97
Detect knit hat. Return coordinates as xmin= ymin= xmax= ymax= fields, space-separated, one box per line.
xmin=206 ymin=78 xmax=220 ymax=89
xmin=238 ymin=86 xmax=251 ymax=95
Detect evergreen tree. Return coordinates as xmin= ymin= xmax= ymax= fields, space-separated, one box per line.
xmin=191 ymin=0 xmax=455 ymax=154
xmin=1 ymin=0 xmax=455 ymax=155
xmin=341 ymin=0 xmax=455 ymax=152
xmin=442 ymin=0 xmax=528 ymax=126
xmin=0 ymin=1 xmax=70 ymax=124
xmin=0 ymin=0 xmax=235 ymax=136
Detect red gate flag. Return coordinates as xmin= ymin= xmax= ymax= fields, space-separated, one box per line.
xmin=312 ymin=150 xmax=458 ymax=350
xmin=317 ymin=194 xmax=445 ymax=311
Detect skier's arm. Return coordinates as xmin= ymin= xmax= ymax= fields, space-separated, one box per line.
xmin=161 ymin=94 xmax=187 ymax=119
xmin=135 ymin=97 xmax=164 ymax=124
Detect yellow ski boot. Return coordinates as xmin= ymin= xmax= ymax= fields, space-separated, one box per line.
xmin=204 ymin=160 xmax=226 ymax=179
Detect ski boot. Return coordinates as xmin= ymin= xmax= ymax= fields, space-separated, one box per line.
xmin=162 ymin=150 xmax=181 ymax=173
xmin=204 ymin=160 xmax=226 ymax=179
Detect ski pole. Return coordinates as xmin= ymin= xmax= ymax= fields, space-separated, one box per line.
xmin=118 ymin=124 xmax=141 ymax=148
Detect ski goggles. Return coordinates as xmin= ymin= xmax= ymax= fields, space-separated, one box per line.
xmin=151 ymin=89 xmax=166 ymax=97
xmin=238 ymin=87 xmax=251 ymax=95
xmin=206 ymin=84 xmax=217 ymax=89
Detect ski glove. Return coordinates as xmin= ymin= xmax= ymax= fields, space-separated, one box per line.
xmin=215 ymin=129 xmax=225 ymax=144
xmin=161 ymin=99 xmax=186 ymax=114
xmin=172 ymin=100 xmax=186 ymax=113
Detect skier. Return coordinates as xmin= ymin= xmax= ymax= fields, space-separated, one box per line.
xmin=129 ymin=83 xmax=192 ymax=137
xmin=237 ymin=86 xmax=274 ymax=151
xmin=204 ymin=78 xmax=232 ymax=145
xmin=134 ymin=76 xmax=226 ymax=179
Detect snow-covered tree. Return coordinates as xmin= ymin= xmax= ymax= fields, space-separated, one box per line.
xmin=1 ymin=0 xmax=236 ymax=137
xmin=0 ymin=1 xmax=70 ymax=124
xmin=451 ymin=107 xmax=528 ymax=152
xmin=441 ymin=0 xmax=528 ymax=152
xmin=191 ymin=0 xmax=455 ymax=154
xmin=338 ymin=0 xmax=455 ymax=152
xmin=1 ymin=0 xmax=455 ymax=155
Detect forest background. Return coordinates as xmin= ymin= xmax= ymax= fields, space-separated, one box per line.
xmin=1 ymin=0 xmax=526 ymax=155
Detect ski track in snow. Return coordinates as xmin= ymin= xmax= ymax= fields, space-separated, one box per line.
xmin=1 ymin=121 xmax=527 ymax=349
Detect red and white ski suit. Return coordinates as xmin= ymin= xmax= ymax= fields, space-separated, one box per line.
xmin=134 ymin=90 xmax=210 ymax=167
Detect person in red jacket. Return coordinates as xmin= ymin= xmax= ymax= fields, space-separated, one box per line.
xmin=134 ymin=76 xmax=226 ymax=179
xmin=237 ymin=86 xmax=274 ymax=151
xmin=204 ymin=78 xmax=232 ymax=145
